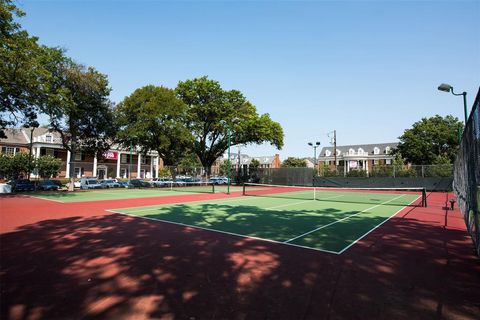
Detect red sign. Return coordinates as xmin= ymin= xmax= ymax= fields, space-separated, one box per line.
xmin=102 ymin=151 xmax=118 ymax=160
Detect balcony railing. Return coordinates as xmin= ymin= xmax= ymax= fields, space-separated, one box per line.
xmin=33 ymin=136 xmax=62 ymax=144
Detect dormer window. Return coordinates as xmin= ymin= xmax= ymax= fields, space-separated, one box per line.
xmin=46 ymin=135 xmax=52 ymax=143
xmin=349 ymin=148 xmax=355 ymax=155
xmin=385 ymin=147 xmax=391 ymax=154
xmin=337 ymin=150 xmax=341 ymax=156
xmin=374 ymin=147 xmax=380 ymax=155
xmin=325 ymin=150 xmax=331 ymax=157
xmin=358 ymin=148 xmax=364 ymax=155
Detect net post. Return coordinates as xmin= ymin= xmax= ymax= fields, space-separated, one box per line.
xmin=212 ymin=182 xmax=215 ymax=193
xmin=422 ymin=188 xmax=427 ymax=207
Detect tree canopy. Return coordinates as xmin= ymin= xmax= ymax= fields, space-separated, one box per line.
xmin=0 ymin=0 xmax=63 ymax=137
xmin=282 ymin=157 xmax=307 ymax=167
xmin=395 ymin=115 xmax=463 ymax=164
xmin=176 ymin=76 xmax=283 ymax=173
xmin=115 ymin=85 xmax=193 ymax=165
xmin=44 ymin=61 xmax=116 ymax=189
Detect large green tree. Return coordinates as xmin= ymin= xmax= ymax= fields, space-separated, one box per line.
xmin=35 ymin=155 xmax=62 ymax=179
xmin=45 ymin=61 xmax=116 ymax=190
xmin=176 ymin=76 xmax=283 ymax=174
xmin=115 ymin=85 xmax=193 ymax=166
xmin=282 ymin=157 xmax=307 ymax=167
xmin=0 ymin=0 xmax=62 ymax=137
xmin=395 ymin=115 xmax=463 ymax=164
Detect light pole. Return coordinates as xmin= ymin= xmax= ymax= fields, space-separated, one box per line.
xmin=220 ymin=120 xmax=232 ymax=194
xmin=438 ymin=83 xmax=468 ymax=124
xmin=308 ymin=141 xmax=321 ymax=175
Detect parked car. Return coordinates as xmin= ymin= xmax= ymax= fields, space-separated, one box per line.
xmin=8 ymin=179 xmax=36 ymax=192
xmin=128 ymin=179 xmax=151 ymax=188
xmin=80 ymin=177 xmax=103 ymax=190
xmin=100 ymin=179 xmax=120 ymax=188
xmin=37 ymin=180 xmax=60 ymax=191
xmin=117 ymin=181 xmax=129 ymax=188
xmin=150 ymin=177 xmax=173 ymax=187
xmin=209 ymin=176 xmax=230 ymax=185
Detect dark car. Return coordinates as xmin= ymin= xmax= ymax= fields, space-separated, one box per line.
xmin=128 ymin=179 xmax=151 ymax=188
xmin=117 ymin=181 xmax=129 ymax=188
xmin=8 ymin=179 xmax=36 ymax=192
xmin=37 ymin=180 xmax=60 ymax=191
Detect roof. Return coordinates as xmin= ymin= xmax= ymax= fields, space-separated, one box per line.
xmin=319 ymin=142 xmax=398 ymax=157
xmin=0 ymin=128 xmax=28 ymax=144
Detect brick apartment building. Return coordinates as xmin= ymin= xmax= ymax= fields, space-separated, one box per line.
xmin=0 ymin=128 xmax=162 ymax=179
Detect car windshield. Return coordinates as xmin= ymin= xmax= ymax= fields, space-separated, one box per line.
xmin=88 ymin=179 xmax=98 ymax=184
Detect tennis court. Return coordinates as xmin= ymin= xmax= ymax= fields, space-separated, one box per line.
xmin=109 ymin=184 xmax=424 ymax=253
xmin=33 ymin=184 xmax=245 ymax=203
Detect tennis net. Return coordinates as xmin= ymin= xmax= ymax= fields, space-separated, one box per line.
xmin=165 ymin=181 xmax=215 ymax=193
xmin=243 ymin=183 xmax=427 ymax=207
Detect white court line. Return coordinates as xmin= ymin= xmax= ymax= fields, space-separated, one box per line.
xmin=106 ymin=209 xmax=341 ymax=255
xmin=265 ymin=200 xmax=312 ymax=210
xmin=337 ymin=195 xmax=421 ymax=254
xmin=284 ymin=194 xmax=407 ymax=243
xmin=29 ymin=195 xmax=66 ymax=203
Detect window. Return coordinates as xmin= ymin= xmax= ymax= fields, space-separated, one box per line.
xmin=337 ymin=150 xmax=341 ymax=156
xmin=326 ymin=160 xmax=330 ymax=165
xmin=2 ymin=146 xmax=17 ymax=155
xmin=385 ymin=147 xmax=391 ymax=154
xmin=325 ymin=150 xmax=331 ymax=156
xmin=46 ymin=148 xmax=55 ymax=157
xmin=374 ymin=160 xmax=379 ymax=165
xmin=120 ymin=168 xmax=129 ymax=178
xmin=349 ymin=148 xmax=355 ymax=155
xmin=373 ymin=147 xmax=380 ymax=155
xmin=141 ymin=156 xmax=146 ymax=164
xmin=45 ymin=135 xmax=52 ymax=143
xmin=74 ymin=167 xmax=84 ymax=178
xmin=75 ymin=152 xmax=82 ymax=161
xmin=386 ymin=159 xmax=392 ymax=165
xmin=121 ymin=154 xmax=128 ymax=164
xmin=358 ymin=148 xmax=364 ymax=155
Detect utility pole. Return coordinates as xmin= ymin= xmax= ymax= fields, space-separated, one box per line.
xmin=333 ymin=130 xmax=337 ymax=172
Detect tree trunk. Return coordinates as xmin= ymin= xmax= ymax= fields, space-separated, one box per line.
xmin=68 ymin=148 xmax=76 ymax=192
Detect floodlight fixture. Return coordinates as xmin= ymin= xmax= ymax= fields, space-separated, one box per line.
xmin=437 ymin=83 xmax=468 ymax=124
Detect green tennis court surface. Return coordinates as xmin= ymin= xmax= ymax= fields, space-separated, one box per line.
xmin=33 ymin=186 xmax=245 ymax=203
xmin=110 ymin=189 xmax=420 ymax=253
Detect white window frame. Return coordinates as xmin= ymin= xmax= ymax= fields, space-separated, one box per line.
xmin=374 ymin=147 xmax=380 ymax=155
xmin=386 ymin=159 xmax=392 ymax=165
xmin=121 ymin=154 xmax=128 ymax=164
xmin=325 ymin=150 xmax=331 ymax=157
xmin=45 ymin=135 xmax=52 ymax=143
xmin=4 ymin=146 xmax=16 ymax=155
xmin=358 ymin=148 xmax=364 ymax=155
xmin=75 ymin=152 xmax=82 ymax=161
xmin=385 ymin=147 xmax=391 ymax=154
xmin=349 ymin=148 xmax=355 ymax=155
xmin=74 ymin=167 xmax=84 ymax=178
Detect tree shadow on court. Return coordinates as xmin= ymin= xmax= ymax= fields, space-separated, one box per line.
xmin=1 ymin=200 xmax=479 ymax=319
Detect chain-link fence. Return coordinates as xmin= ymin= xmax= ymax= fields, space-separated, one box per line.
xmin=453 ymin=89 xmax=480 ymax=256
xmin=319 ymin=164 xmax=453 ymax=178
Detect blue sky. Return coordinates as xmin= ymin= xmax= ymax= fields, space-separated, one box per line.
xmin=19 ymin=0 xmax=480 ymax=159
